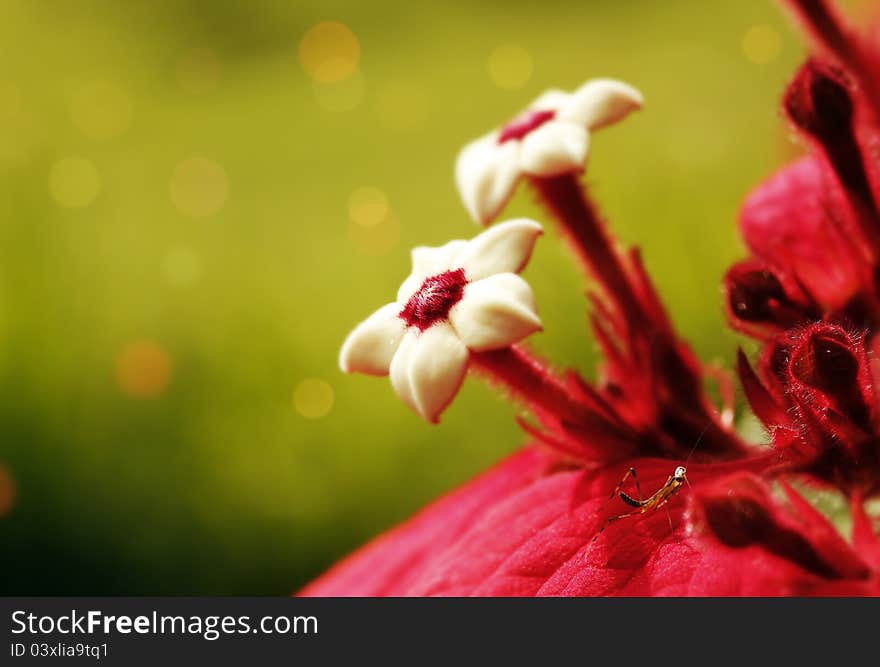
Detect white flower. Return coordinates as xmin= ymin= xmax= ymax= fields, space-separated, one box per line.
xmin=340 ymin=219 xmax=544 ymax=423
xmin=455 ymin=78 xmax=643 ymax=225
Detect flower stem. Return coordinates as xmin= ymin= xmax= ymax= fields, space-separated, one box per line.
xmin=530 ymin=173 xmax=645 ymax=326
xmin=470 ymin=345 xmax=586 ymax=422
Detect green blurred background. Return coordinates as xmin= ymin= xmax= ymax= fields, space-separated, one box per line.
xmin=0 ymin=0 xmax=865 ymax=594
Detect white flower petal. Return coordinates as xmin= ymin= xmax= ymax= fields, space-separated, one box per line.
xmin=411 ymin=239 xmax=469 ymax=277
xmin=454 ymin=218 xmax=543 ymax=282
xmin=528 ymin=88 xmax=570 ymax=112
xmin=557 ymin=78 xmax=643 ymax=130
xmin=389 ymin=324 xmax=468 ymax=423
xmin=519 ymin=120 xmax=590 ymax=176
xmin=397 ymin=240 xmax=468 ymax=303
xmin=339 ymin=302 xmax=406 ymax=376
xmin=389 ymin=330 xmax=419 ymax=414
xmin=455 ymin=133 xmax=522 ymax=226
xmin=449 ymin=273 xmax=542 ymax=351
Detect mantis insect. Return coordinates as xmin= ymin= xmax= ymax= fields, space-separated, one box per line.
xmin=591 ymin=464 xmax=690 ymax=543
xmin=591 ymin=426 xmax=707 ymax=543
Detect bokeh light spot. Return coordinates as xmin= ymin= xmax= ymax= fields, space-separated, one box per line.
xmin=348 ymin=211 xmax=400 ymax=256
xmin=312 ymin=70 xmax=365 ymax=112
xmin=299 ymin=22 xmax=360 ymax=83
xmin=176 ymin=48 xmax=221 ymax=95
xmin=294 ymin=378 xmax=334 ymax=419
xmin=348 ymin=186 xmax=389 ymax=227
xmin=488 ymin=44 xmax=533 ymax=90
xmin=0 ymin=463 xmax=17 ymax=517
xmin=170 ymin=157 xmax=228 ymax=217
xmin=71 ymin=81 xmax=132 ymax=140
xmin=162 ymin=245 xmax=203 ymax=287
xmin=49 ymin=157 xmax=101 ymax=208
xmin=376 ymin=82 xmax=429 ymax=132
xmin=115 ymin=340 xmax=173 ymax=398
xmin=743 ymin=25 xmax=781 ymax=65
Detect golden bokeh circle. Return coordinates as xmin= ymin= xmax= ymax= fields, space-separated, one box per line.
xmin=49 ymin=157 xmax=101 ymax=208
xmin=488 ymin=44 xmax=533 ymax=90
xmin=294 ymin=378 xmax=334 ymax=419
xmin=348 ymin=186 xmax=389 ymax=227
xmin=169 ymin=157 xmax=229 ymax=217
xmin=299 ymin=21 xmax=360 ymax=84
xmin=115 ymin=340 xmax=173 ymax=398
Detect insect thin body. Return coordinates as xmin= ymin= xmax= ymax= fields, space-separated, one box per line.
xmin=592 ymin=465 xmax=689 ymax=543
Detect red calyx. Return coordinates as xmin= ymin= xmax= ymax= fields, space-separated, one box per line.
xmin=724 ymin=260 xmax=818 ymax=338
xmin=739 ymin=322 xmax=880 ymax=494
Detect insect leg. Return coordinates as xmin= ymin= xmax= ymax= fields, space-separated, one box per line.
xmin=591 ymin=509 xmax=642 ymax=543
xmin=610 ymin=467 xmax=642 ymax=502
xmin=632 ymin=468 xmax=644 ymax=503
xmin=664 ymin=506 xmax=674 ymax=537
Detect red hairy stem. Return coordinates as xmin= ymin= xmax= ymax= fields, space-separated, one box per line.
xmin=470 ymin=345 xmax=587 ymax=423
xmin=530 ymin=173 xmax=645 ymax=326
xmin=783 ymin=0 xmax=880 ymax=118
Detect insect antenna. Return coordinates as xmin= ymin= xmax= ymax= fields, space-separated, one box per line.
xmin=684 ymin=422 xmax=711 ymax=466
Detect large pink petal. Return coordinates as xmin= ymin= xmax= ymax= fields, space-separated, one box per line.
xmin=300 ymin=451 xmax=878 ymax=596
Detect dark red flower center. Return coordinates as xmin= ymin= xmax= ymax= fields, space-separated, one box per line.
xmin=399 ymin=269 xmax=468 ymax=331
xmin=498 ymin=109 xmax=556 ymax=144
